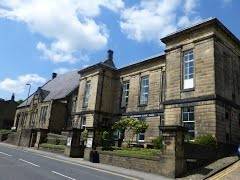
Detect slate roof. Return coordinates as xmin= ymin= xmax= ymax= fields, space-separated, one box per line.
xmin=18 ymin=70 xmax=80 ymax=108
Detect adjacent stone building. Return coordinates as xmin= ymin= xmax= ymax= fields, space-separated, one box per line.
xmin=13 ymin=71 xmax=80 ymax=147
xmin=71 ymin=18 xmax=240 ymax=150
xmin=0 ymin=95 xmax=17 ymax=129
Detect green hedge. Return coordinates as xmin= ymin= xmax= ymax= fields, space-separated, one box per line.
xmin=0 ymin=129 xmax=12 ymax=135
xmin=110 ymin=147 xmax=162 ymax=159
xmin=39 ymin=143 xmax=66 ymax=151
xmin=46 ymin=137 xmax=66 ymax=145
xmin=194 ymin=134 xmax=217 ymax=147
xmin=152 ymin=136 xmax=164 ymax=149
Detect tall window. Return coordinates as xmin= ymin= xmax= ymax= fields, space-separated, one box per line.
xmin=39 ymin=106 xmax=48 ymax=123
xmin=72 ymin=97 xmax=77 ymax=113
xmin=182 ymin=107 xmax=195 ymax=138
xmin=83 ymin=81 xmax=91 ymax=108
xmin=121 ymin=81 xmax=130 ymax=107
xmin=139 ymin=76 xmax=149 ymax=105
xmin=29 ymin=110 xmax=38 ymax=127
xmin=183 ymin=50 xmax=194 ymax=89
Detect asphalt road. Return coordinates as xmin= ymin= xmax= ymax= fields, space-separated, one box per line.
xmin=0 ymin=144 xmax=137 ymax=180
xmin=209 ymin=160 xmax=240 ymax=180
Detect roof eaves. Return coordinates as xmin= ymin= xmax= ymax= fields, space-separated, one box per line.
xmin=161 ymin=17 xmax=216 ymax=43
xmin=161 ymin=18 xmax=240 ymax=47
xmin=119 ymin=53 xmax=165 ymax=72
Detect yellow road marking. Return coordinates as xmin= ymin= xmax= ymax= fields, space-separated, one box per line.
xmin=209 ymin=162 xmax=239 ymax=180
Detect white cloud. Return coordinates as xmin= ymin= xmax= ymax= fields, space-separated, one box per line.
xmin=0 ymin=0 xmax=124 ymax=63
xmin=223 ymin=0 xmax=232 ymax=3
xmin=53 ymin=68 xmax=73 ymax=74
xmin=0 ymin=74 xmax=46 ymax=94
xmin=120 ymin=0 xmax=202 ymax=42
xmin=184 ymin=0 xmax=198 ymax=14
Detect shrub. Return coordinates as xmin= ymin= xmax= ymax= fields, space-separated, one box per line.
xmin=40 ymin=143 xmax=65 ymax=151
xmin=0 ymin=129 xmax=12 ymax=135
xmin=82 ymin=129 xmax=88 ymax=141
xmin=102 ymin=131 xmax=112 ymax=150
xmin=112 ymin=117 xmax=149 ymax=147
xmin=152 ymin=136 xmax=164 ymax=149
xmin=194 ymin=134 xmax=217 ymax=147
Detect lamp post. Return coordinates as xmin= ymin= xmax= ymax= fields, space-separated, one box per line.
xmin=25 ymin=83 xmax=31 ymax=106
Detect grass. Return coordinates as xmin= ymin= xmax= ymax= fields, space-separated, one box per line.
xmin=39 ymin=143 xmax=66 ymax=151
xmin=107 ymin=147 xmax=162 ymax=159
xmin=0 ymin=129 xmax=12 ymax=135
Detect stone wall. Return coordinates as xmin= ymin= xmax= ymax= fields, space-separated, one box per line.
xmin=5 ymin=129 xmax=32 ymax=147
xmin=164 ymin=101 xmax=216 ymax=138
xmin=120 ymin=57 xmax=165 ymax=112
xmin=49 ymin=101 xmax=66 ymax=133
xmin=99 ymin=152 xmax=176 ymax=177
xmin=214 ymin=30 xmax=240 ymax=144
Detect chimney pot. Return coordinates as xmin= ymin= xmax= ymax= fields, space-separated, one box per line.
xmin=107 ymin=49 xmax=113 ymax=60
xmin=52 ymin=72 xmax=57 ymax=79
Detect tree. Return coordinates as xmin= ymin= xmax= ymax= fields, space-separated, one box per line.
xmin=113 ymin=117 xmax=148 ymax=147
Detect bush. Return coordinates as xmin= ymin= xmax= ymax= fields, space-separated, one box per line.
xmin=194 ymin=134 xmax=217 ymax=147
xmin=111 ymin=147 xmax=161 ymax=159
xmin=152 ymin=136 xmax=164 ymax=149
xmin=39 ymin=143 xmax=66 ymax=151
xmin=0 ymin=129 xmax=12 ymax=135
xmin=102 ymin=131 xmax=112 ymax=150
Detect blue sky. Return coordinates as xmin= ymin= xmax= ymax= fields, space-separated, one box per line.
xmin=0 ymin=0 xmax=239 ymax=100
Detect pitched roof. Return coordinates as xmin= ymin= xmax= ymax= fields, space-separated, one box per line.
xmin=18 ymin=70 xmax=80 ymax=108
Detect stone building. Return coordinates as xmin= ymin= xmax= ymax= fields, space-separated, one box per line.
xmin=13 ymin=71 xmax=80 ymax=147
xmin=71 ymin=18 xmax=240 ymax=150
xmin=0 ymin=94 xmax=17 ymax=129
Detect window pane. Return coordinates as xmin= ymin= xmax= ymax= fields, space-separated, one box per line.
xmin=182 ymin=107 xmax=195 ymax=137
xmin=121 ymin=81 xmax=130 ymax=107
xmin=183 ymin=50 xmax=194 ymax=89
xmin=83 ymin=82 xmax=91 ymax=107
xmin=140 ymin=76 xmax=149 ymax=105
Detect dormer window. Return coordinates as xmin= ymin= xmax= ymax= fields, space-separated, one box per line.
xmin=183 ymin=50 xmax=194 ymax=89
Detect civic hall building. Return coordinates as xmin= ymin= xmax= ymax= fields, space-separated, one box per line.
xmin=72 ymin=18 xmax=240 ymax=147
xmin=13 ymin=18 xmax=240 ymax=148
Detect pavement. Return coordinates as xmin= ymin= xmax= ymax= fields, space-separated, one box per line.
xmin=208 ymin=160 xmax=240 ymax=180
xmin=179 ymin=156 xmax=239 ymax=180
xmin=0 ymin=142 xmax=169 ymax=180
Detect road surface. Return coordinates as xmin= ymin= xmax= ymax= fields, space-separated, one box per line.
xmin=0 ymin=144 xmax=138 ymax=180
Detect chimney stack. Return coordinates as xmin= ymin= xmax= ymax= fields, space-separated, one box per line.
xmin=107 ymin=49 xmax=113 ymax=61
xmin=52 ymin=72 xmax=57 ymax=79
xmin=11 ymin=93 xmax=15 ymax=101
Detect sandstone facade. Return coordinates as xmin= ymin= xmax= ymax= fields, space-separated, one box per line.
xmin=73 ymin=18 xmax=240 ymax=147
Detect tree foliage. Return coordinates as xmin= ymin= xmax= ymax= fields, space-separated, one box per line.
xmin=112 ymin=117 xmax=149 ymax=147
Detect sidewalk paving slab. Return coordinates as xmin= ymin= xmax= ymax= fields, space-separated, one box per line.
xmin=178 ymin=156 xmax=239 ymax=180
